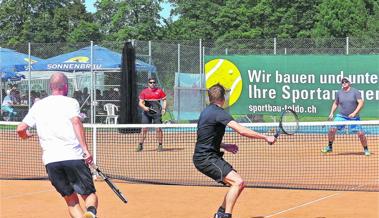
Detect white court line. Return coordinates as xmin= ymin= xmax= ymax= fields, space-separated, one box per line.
xmin=2 ymin=189 xmax=54 ymax=200
xmin=264 ymin=192 xmax=342 ymax=218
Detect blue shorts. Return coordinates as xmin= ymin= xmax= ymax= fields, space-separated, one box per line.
xmin=333 ymin=114 xmax=363 ymax=133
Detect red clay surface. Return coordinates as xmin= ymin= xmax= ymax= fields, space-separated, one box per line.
xmin=1 ymin=179 xmax=378 ymax=218
xmin=1 ymin=127 xmax=378 ymax=217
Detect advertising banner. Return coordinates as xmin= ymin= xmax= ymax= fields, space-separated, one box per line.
xmin=205 ymin=55 xmax=379 ymax=118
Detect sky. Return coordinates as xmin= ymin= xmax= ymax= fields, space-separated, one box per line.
xmin=84 ymin=0 xmax=172 ymax=19
xmin=84 ymin=0 xmax=96 ymax=13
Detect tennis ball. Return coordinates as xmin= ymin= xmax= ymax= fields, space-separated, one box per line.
xmin=205 ymin=59 xmax=242 ymax=106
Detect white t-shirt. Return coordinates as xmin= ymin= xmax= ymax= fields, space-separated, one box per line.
xmin=22 ymin=95 xmax=84 ymax=165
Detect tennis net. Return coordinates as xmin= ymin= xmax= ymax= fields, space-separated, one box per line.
xmin=1 ymin=120 xmax=378 ymax=191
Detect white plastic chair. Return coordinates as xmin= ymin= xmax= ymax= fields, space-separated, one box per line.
xmin=104 ymin=103 xmax=119 ymax=124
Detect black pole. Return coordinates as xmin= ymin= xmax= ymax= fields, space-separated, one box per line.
xmin=119 ymin=41 xmax=140 ymax=133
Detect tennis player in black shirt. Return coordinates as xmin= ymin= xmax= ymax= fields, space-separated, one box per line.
xmin=193 ymin=84 xmax=276 ymax=218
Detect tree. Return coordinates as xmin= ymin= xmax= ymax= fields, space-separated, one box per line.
xmin=246 ymin=0 xmax=321 ymax=38
xmin=0 ymin=0 xmax=100 ymax=45
xmin=363 ymin=0 xmax=379 ymax=38
xmin=67 ymin=21 xmax=103 ymax=44
xmin=312 ymin=0 xmax=374 ymax=37
xmin=164 ymin=0 xmax=225 ymax=40
xmin=94 ymin=0 xmax=162 ymax=41
xmin=165 ymin=0 xmax=321 ymax=40
xmin=0 ymin=0 xmax=35 ymax=44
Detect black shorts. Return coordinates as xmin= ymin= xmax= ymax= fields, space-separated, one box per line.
xmin=141 ymin=112 xmax=162 ymax=124
xmin=193 ymin=155 xmax=234 ymax=184
xmin=45 ymin=159 xmax=96 ymax=197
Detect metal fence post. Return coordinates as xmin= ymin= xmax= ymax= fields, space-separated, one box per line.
xmin=346 ymin=37 xmax=349 ymax=55
xmin=199 ymin=39 xmax=202 ymax=86
xmin=199 ymin=39 xmax=205 ymax=109
xmin=274 ymin=37 xmax=277 ymax=55
xmin=202 ymin=45 xmax=206 ymax=110
xmin=90 ymin=41 xmax=94 ymax=124
xmin=177 ymin=43 xmax=181 ymax=121
xmin=202 ymin=46 xmax=205 ymax=75
xmin=148 ymin=40 xmax=152 ymax=77
xmin=28 ymin=42 xmax=31 ymax=109
xmin=178 ymin=43 xmax=181 ymax=76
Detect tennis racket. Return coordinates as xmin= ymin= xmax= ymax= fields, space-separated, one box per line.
xmin=91 ymin=164 xmax=128 ymax=204
xmin=148 ymin=107 xmax=159 ymax=114
xmin=269 ymin=109 xmax=299 ymax=144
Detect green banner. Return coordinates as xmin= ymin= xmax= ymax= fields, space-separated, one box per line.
xmin=204 ymin=55 xmax=379 ymax=118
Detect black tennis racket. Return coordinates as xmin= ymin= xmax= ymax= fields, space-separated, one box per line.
xmin=269 ymin=109 xmax=299 ymax=144
xmin=148 ymin=107 xmax=158 ymax=114
xmin=91 ymin=164 xmax=128 ymax=204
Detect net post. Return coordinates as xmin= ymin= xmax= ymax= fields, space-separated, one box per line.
xmin=92 ymin=125 xmax=97 ymax=180
xmin=28 ymin=42 xmax=32 ymax=109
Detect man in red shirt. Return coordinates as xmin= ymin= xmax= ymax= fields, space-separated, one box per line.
xmin=137 ymin=78 xmax=167 ymax=152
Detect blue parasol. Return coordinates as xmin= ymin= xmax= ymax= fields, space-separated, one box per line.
xmin=31 ymin=45 xmax=156 ymax=73
xmin=0 ymin=48 xmax=42 ymax=81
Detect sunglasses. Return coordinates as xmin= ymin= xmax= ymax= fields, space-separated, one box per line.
xmin=341 ymin=81 xmax=349 ymax=84
xmin=149 ymin=81 xmax=156 ymax=84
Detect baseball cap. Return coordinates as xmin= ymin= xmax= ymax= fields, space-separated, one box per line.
xmin=341 ymin=77 xmax=350 ymax=84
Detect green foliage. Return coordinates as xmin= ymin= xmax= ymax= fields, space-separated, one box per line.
xmin=312 ymin=0 xmax=379 ymax=38
xmin=0 ymin=0 xmax=99 ymax=45
xmin=94 ymin=0 xmax=162 ymax=41
xmin=1 ymin=0 xmax=378 ymax=44
xmin=165 ymin=0 xmax=321 ymax=40
xmin=67 ymin=21 xmax=102 ymax=43
xmin=167 ymin=0 xmax=378 ymax=40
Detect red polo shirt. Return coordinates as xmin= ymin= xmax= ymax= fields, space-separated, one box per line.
xmin=139 ymin=88 xmax=166 ymax=101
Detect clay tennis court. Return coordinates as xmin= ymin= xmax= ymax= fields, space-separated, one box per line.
xmin=1 ymin=125 xmax=379 ymax=217
xmin=2 ymin=180 xmax=379 ymax=218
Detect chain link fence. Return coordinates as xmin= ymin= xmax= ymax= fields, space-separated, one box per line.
xmin=1 ymin=38 xmax=378 ymax=123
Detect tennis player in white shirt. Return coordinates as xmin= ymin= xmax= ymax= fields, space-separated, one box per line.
xmin=17 ymin=72 xmax=98 ymax=218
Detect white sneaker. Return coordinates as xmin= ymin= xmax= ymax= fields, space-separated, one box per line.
xmin=364 ymin=149 xmax=371 ymax=156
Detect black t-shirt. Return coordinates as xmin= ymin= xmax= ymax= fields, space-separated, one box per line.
xmin=194 ymin=104 xmax=233 ymax=159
